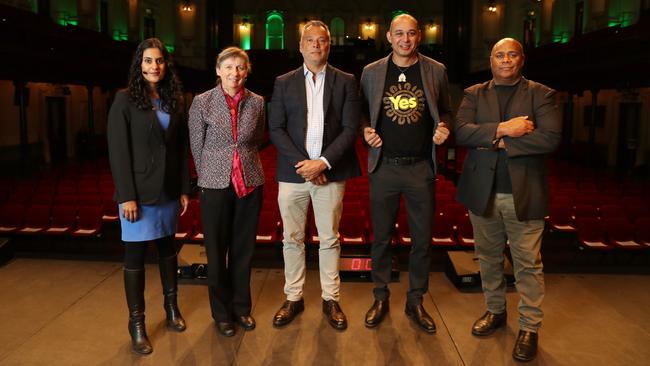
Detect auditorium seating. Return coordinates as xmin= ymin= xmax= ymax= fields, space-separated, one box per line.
xmin=0 ymin=148 xmax=648 ymax=265
xmin=0 ymin=203 xmax=25 ymax=234
xmin=603 ymin=218 xmax=643 ymax=250
xmin=71 ymin=205 xmax=103 ymax=237
xmin=16 ymin=204 xmax=50 ymax=235
xmin=45 ymin=204 xmax=76 ymax=235
xmin=575 ymin=218 xmax=611 ymax=250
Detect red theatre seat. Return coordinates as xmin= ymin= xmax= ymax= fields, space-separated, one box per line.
xmin=575 ymin=218 xmax=611 ymax=250
xmin=0 ymin=203 xmax=25 ymax=234
xmin=16 ymin=204 xmax=51 ymax=235
xmin=456 ymin=214 xmax=475 ymax=247
xmin=432 ymin=214 xmax=457 ymax=246
xmin=548 ymin=204 xmax=577 ymax=232
xmin=71 ymin=205 xmax=103 ymax=237
xmin=339 ymin=214 xmax=368 ymax=245
xmin=603 ymin=218 xmax=642 ymax=249
xmin=45 ymin=204 xmax=76 ymax=235
xmin=256 ymin=210 xmax=280 ymax=244
xmin=634 ymin=218 xmax=650 ymax=247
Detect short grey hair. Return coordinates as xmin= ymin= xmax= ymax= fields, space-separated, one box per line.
xmin=300 ymin=20 xmax=330 ymax=41
xmin=215 ymin=46 xmax=252 ymax=74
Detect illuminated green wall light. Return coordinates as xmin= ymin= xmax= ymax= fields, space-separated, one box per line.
xmin=239 ymin=20 xmax=251 ymax=50
xmin=266 ymin=11 xmax=284 ymax=50
xmin=619 ymin=12 xmax=633 ymax=27
xmin=552 ymin=31 xmax=569 ymax=44
xmin=57 ymin=12 xmax=78 ymax=26
xmin=392 ymin=10 xmax=409 ymax=19
xmin=165 ymin=45 xmax=175 ymax=53
xmin=112 ymin=30 xmax=128 ymax=41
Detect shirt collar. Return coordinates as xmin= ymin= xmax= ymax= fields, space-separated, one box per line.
xmin=220 ymin=84 xmax=245 ymax=104
xmin=303 ymin=63 xmax=327 ymax=78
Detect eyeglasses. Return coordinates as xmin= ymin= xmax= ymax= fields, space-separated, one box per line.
xmin=493 ymin=51 xmax=521 ymax=61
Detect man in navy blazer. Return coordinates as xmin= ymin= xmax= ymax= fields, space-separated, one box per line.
xmin=455 ymin=38 xmax=561 ymax=362
xmin=269 ymin=20 xmax=360 ymax=330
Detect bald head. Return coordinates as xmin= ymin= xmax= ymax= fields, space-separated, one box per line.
xmin=387 ymin=14 xmax=421 ymax=63
xmin=491 ymin=38 xmax=523 ymax=56
xmin=390 ymin=14 xmax=419 ymax=32
xmin=490 ymin=38 xmax=525 ymax=85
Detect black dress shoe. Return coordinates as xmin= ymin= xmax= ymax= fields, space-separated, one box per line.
xmin=405 ymin=303 xmax=436 ymax=334
xmin=471 ymin=311 xmax=507 ymax=336
xmin=273 ymin=299 xmax=304 ymax=327
xmin=513 ymin=330 xmax=538 ymax=362
xmin=365 ymin=299 xmax=389 ymax=328
xmin=216 ymin=321 xmax=235 ymax=337
xmin=235 ymin=315 xmax=256 ymax=331
xmin=322 ymin=300 xmax=347 ymax=330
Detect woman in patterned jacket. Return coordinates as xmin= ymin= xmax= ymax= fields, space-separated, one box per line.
xmin=188 ymin=47 xmax=265 ymax=337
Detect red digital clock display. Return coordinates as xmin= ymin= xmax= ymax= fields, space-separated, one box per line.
xmin=339 ymin=257 xmax=373 ymax=271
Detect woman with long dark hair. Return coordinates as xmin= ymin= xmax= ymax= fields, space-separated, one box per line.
xmin=107 ymin=38 xmax=190 ymax=355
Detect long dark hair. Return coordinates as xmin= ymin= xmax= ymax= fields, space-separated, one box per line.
xmin=127 ymin=38 xmax=183 ymax=112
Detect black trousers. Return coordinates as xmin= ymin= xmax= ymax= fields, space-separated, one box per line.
xmin=200 ymin=185 xmax=262 ymax=321
xmin=369 ymin=161 xmax=435 ymax=305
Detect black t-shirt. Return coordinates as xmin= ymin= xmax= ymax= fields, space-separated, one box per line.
xmin=493 ymin=82 xmax=519 ymax=194
xmin=376 ymin=60 xmax=433 ymax=158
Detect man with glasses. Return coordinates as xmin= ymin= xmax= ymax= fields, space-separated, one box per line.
xmin=454 ymin=38 xmax=561 ymax=362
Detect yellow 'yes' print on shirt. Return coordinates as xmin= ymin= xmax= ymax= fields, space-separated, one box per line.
xmin=382 ymin=82 xmax=425 ymax=125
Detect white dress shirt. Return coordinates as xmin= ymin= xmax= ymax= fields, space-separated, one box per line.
xmin=303 ymin=64 xmax=331 ymax=169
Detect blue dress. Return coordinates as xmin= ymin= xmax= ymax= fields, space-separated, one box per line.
xmin=119 ymin=100 xmax=180 ymax=242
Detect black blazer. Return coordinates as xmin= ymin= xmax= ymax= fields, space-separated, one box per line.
xmin=269 ymin=64 xmax=361 ymax=183
xmin=454 ymin=78 xmax=562 ymax=220
xmin=107 ymin=90 xmax=191 ymax=205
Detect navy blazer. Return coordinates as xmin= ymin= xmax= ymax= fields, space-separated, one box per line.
xmin=269 ymin=64 xmax=361 ymax=183
xmin=454 ymin=78 xmax=562 ymax=220
xmin=107 ymin=90 xmax=191 ymax=204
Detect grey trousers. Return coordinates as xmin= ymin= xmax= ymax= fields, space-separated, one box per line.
xmin=469 ymin=193 xmax=545 ymax=332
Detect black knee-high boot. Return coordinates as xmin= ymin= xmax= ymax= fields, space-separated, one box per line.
xmin=124 ymin=268 xmax=153 ymax=354
xmin=159 ymin=255 xmax=186 ymax=331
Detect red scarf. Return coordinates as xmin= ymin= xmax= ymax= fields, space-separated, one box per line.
xmin=223 ymin=87 xmax=255 ymax=198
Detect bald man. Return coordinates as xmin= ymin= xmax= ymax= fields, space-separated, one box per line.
xmin=454 ymin=38 xmax=561 ymax=362
xmin=359 ymin=14 xmax=452 ymax=334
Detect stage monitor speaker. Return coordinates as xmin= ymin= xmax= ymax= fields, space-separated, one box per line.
xmin=178 ymin=244 xmax=207 ymax=281
xmin=0 ymin=238 xmax=14 ymax=266
xmin=339 ymin=254 xmax=399 ymax=282
xmin=445 ymin=250 xmax=514 ymax=289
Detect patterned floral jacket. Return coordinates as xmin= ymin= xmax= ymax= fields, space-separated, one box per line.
xmin=188 ymin=85 xmax=265 ymax=189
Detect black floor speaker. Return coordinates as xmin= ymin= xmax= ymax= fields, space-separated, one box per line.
xmin=445 ymin=250 xmax=514 ymax=288
xmin=177 ymin=243 xmax=207 ymax=281
xmin=0 ymin=238 xmax=14 ymax=266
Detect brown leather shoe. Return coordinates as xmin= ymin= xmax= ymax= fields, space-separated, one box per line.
xmin=216 ymin=321 xmax=235 ymax=337
xmin=272 ymin=299 xmax=304 ymax=327
xmin=235 ymin=315 xmax=256 ymax=331
xmin=512 ymin=330 xmax=538 ymax=362
xmin=365 ymin=299 xmax=389 ymax=328
xmin=322 ymin=300 xmax=347 ymax=330
xmin=405 ymin=303 xmax=436 ymax=334
xmin=471 ymin=311 xmax=507 ymax=336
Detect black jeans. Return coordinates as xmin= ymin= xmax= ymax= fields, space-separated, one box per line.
xmin=200 ymin=185 xmax=262 ymax=321
xmin=369 ymin=161 xmax=435 ymax=305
